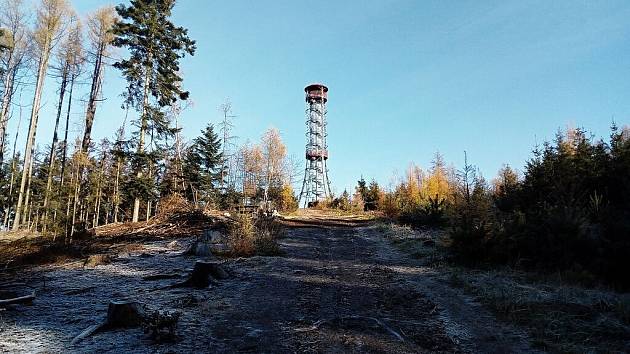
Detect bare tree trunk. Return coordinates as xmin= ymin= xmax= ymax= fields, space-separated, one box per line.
xmin=21 ymin=134 xmax=37 ymax=227
xmin=12 ymin=54 xmax=47 ymax=230
xmin=145 ymin=164 xmax=152 ymax=221
xmin=3 ymin=97 xmax=22 ymax=229
xmin=93 ymin=150 xmax=105 ymax=227
xmin=42 ymin=64 xmax=70 ymax=234
xmin=81 ymin=42 xmax=104 ymax=154
xmin=113 ymin=157 xmax=121 ymax=223
xmin=70 ymin=166 xmax=80 ymax=241
xmin=59 ymin=73 xmax=76 ymax=188
xmin=132 ymin=59 xmax=152 ymax=223
xmin=64 ymin=159 xmax=76 ymax=241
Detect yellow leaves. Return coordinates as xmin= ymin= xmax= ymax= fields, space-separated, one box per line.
xmin=87 ymin=6 xmax=117 ymax=50
xmin=392 ymin=156 xmax=456 ymax=211
xmin=34 ymin=0 xmax=70 ymax=52
xmin=279 ymin=184 xmax=298 ymax=212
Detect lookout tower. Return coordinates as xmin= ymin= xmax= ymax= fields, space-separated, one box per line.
xmin=299 ymin=83 xmax=332 ymax=207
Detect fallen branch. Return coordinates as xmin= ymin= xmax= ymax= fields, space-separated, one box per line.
xmin=63 ymin=286 xmax=97 ymax=295
xmin=142 ymin=273 xmax=182 ymax=281
xmin=294 ymin=315 xmax=404 ymax=342
xmin=71 ymin=324 xmax=104 ymax=345
xmin=0 ymin=291 xmax=36 ymax=307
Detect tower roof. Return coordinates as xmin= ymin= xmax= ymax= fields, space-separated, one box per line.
xmin=304 ymin=83 xmax=328 ymax=92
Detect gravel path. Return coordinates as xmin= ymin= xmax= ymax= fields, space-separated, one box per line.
xmin=0 ymin=225 xmax=538 ymax=353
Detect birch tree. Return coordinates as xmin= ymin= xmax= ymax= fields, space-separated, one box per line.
xmin=218 ymin=100 xmax=236 ymax=189
xmin=12 ymin=0 xmax=68 ymax=230
xmin=261 ymin=128 xmax=288 ymax=202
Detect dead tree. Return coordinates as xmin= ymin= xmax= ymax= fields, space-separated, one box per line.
xmin=12 ymin=0 xmax=69 ymax=230
xmin=42 ymin=19 xmax=82 ymax=235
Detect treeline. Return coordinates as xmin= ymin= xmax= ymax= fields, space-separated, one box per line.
xmin=342 ymin=126 xmax=630 ymax=290
xmin=0 ymin=0 xmax=297 ymax=239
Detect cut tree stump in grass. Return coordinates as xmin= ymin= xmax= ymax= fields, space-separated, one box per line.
xmin=172 ymin=261 xmax=229 ymax=289
xmin=71 ymin=301 xmax=146 ymax=345
xmin=105 ymin=301 xmax=145 ymax=328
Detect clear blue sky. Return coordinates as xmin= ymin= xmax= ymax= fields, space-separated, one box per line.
xmin=11 ymin=0 xmax=630 ymax=194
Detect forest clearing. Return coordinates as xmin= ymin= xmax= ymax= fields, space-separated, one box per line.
xmin=0 ymin=210 xmax=544 ymax=353
xmin=1 ymin=206 xmax=629 ymax=353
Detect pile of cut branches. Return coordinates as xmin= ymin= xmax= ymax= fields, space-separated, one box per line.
xmin=93 ymin=194 xmax=220 ymax=239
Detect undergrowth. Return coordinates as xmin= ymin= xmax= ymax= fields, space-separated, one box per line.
xmin=227 ymin=215 xmax=284 ymax=257
xmin=378 ymin=221 xmax=630 ymax=353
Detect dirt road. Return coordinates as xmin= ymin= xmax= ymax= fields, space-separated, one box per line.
xmin=0 ymin=225 xmax=537 ymax=353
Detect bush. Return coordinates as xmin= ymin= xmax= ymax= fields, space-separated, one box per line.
xmin=253 ymin=218 xmax=284 ymax=256
xmin=226 ymin=215 xmax=257 ymax=257
xmin=226 ymin=215 xmax=284 ymax=257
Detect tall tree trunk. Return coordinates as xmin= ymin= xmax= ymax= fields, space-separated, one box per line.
xmin=113 ymin=157 xmax=121 ymax=223
xmin=12 ymin=51 xmax=49 ymax=230
xmin=81 ymin=42 xmax=105 ymax=154
xmin=70 ymin=162 xmax=80 ymax=241
xmin=42 ymin=64 xmax=70 ymax=234
xmin=22 ymin=148 xmax=35 ymax=226
xmin=132 ymin=63 xmax=152 ymax=222
xmin=59 ymin=73 xmax=76 ymax=188
xmin=93 ymin=150 xmax=105 ymax=227
xmin=64 ymin=159 xmax=76 ymax=241
xmin=3 ymin=100 xmax=22 ymax=229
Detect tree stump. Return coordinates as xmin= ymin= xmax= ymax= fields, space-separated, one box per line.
xmin=71 ymin=301 xmax=146 ymax=345
xmin=174 ymin=261 xmax=229 ymax=288
xmin=105 ymin=301 xmax=145 ymax=328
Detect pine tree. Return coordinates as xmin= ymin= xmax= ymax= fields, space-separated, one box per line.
xmin=365 ymin=179 xmax=381 ymax=211
xmin=183 ymin=124 xmax=222 ymax=204
xmin=356 ymin=176 xmax=368 ymax=201
xmin=112 ymin=0 xmax=196 ymax=222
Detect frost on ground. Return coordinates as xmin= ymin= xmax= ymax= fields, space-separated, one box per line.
xmin=378 ymin=222 xmax=630 ymax=353
xmin=1 ymin=226 xmax=540 ymax=353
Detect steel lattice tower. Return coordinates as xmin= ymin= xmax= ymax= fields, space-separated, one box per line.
xmin=299 ymin=83 xmax=332 ymax=207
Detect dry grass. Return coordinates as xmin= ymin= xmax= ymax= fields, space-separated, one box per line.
xmin=279 ymin=209 xmax=380 ymax=228
xmin=254 ymin=218 xmax=285 ymax=256
xmin=226 ymin=215 xmax=257 ymax=257
xmin=376 ymin=223 xmax=448 ymax=266
xmin=0 ymin=229 xmax=41 ymax=244
xmin=446 ymin=268 xmax=630 ymax=353
xmin=226 ymin=216 xmax=284 ymax=257
xmin=0 ymin=194 xmax=220 ymax=271
xmin=83 ymin=254 xmax=113 ymax=267
xmin=378 ymin=222 xmax=630 ymax=353
xmin=0 ymin=236 xmax=84 ymax=270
